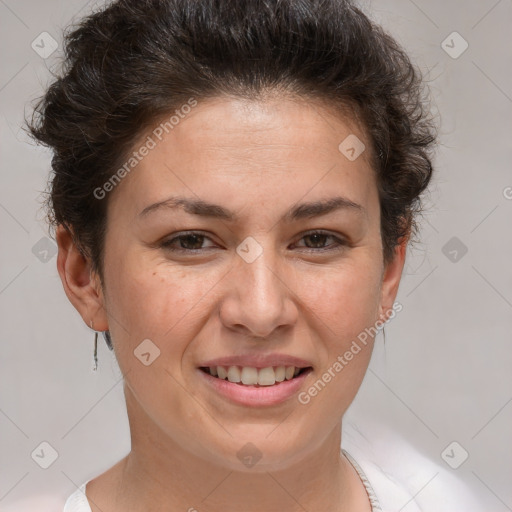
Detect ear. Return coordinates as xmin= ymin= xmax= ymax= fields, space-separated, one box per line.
xmin=55 ymin=224 xmax=109 ymax=332
xmin=378 ymin=233 xmax=408 ymax=322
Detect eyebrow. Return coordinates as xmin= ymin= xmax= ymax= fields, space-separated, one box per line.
xmin=138 ymin=195 xmax=365 ymax=222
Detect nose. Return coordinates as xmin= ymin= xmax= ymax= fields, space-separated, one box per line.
xmin=219 ymin=245 xmax=298 ymax=339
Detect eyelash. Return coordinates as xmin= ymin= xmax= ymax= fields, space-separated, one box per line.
xmin=160 ymin=230 xmax=348 ymax=254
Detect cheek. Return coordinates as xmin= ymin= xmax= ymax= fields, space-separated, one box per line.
xmin=295 ymin=255 xmax=381 ymax=404
xmin=107 ymin=265 xmax=204 ymax=416
xmin=106 ymin=253 xmax=223 ymax=361
xmin=296 ymin=254 xmax=382 ymax=340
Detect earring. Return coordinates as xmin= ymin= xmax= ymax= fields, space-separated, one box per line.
xmin=102 ymin=330 xmax=113 ymax=351
xmin=90 ymin=321 xmax=114 ymax=372
xmin=91 ymin=320 xmax=99 ymax=372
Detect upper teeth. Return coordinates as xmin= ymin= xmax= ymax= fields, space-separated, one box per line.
xmin=208 ymin=366 xmax=301 ymax=386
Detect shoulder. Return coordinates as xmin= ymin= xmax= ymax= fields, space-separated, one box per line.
xmin=63 ymin=481 xmax=92 ymax=512
xmin=342 ymin=419 xmax=483 ymax=512
xmin=0 ymin=481 xmax=92 ymax=512
xmin=0 ymin=492 xmax=67 ymax=512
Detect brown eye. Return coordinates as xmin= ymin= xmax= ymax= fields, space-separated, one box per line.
xmin=161 ymin=232 xmax=215 ymax=252
xmin=303 ymin=233 xmax=330 ymax=248
xmin=294 ymin=231 xmax=348 ymax=252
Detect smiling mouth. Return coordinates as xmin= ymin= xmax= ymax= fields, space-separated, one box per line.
xmin=199 ymin=365 xmax=313 ymax=387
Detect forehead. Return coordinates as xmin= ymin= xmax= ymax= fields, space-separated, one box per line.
xmin=157 ymin=95 xmax=370 ymax=162
xmin=106 ymin=95 xmax=377 ymax=223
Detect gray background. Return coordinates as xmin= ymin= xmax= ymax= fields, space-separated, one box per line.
xmin=1 ymin=0 xmax=511 ymax=510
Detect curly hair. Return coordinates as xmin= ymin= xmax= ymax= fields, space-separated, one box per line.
xmin=27 ymin=0 xmax=436 ymax=285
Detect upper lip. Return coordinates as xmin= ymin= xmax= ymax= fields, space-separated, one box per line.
xmin=199 ymin=353 xmax=313 ymax=369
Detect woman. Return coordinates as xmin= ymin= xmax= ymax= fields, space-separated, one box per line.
xmin=27 ymin=0 xmax=477 ymax=510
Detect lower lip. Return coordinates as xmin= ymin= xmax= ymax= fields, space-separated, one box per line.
xmin=197 ymin=368 xmax=312 ymax=407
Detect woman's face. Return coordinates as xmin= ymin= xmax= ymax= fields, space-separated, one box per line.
xmin=63 ymin=95 xmax=406 ymax=472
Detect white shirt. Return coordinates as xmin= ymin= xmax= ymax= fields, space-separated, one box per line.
xmin=62 ymin=421 xmax=483 ymax=512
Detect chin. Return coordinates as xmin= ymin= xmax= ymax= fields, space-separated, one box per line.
xmin=200 ymin=431 xmax=315 ymax=473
